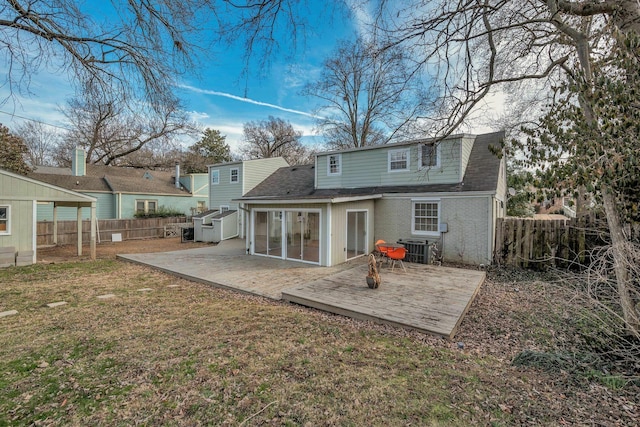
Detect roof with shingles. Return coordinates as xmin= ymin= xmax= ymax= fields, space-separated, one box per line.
xmin=29 ymin=164 xmax=189 ymax=195
xmin=240 ymin=131 xmax=504 ymax=201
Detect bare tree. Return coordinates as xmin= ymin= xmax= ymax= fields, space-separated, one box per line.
xmin=60 ymin=87 xmax=197 ymax=167
xmin=374 ymin=0 xmax=640 ymax=335
xmin=14 ymin=121 xmax=60 ymax=166
xmin=305 ymin=37 xmax=428 ymax=149
xmin=0 ymin=1 xmax=341 ymax=105
xmin=0 ymin=0 xmax=209 ymax=110
xmin=240 ymin=116 xmax=309 ymax=164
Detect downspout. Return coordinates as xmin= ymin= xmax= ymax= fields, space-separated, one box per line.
xmin=488 ymin=195 xmax=493 ymax=265
xmin=32 ymin=200 xmax=37 ymax=264
xmin=327 ymin=202 xmax=332 ymax=266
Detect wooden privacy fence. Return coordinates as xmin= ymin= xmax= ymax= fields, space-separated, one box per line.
xmin=494 ymin=217 xmax=597 ymax=269
xmin=37 ymin=217 xmax=189 ymax=246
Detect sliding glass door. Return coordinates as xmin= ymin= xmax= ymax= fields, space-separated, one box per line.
xmin=253 ymin=209 xmax=320 ymax=264
xmin=285 ymin=211 xmax=320 ymax=263
xmin=253 ymin=211 xmax=282 ymax=256
xmin=346 ymin=210 xmax=367 ymax=260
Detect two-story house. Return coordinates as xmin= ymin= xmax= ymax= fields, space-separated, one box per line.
xmin=194 ymin=157 xmax=289 ymax=242
xmin=236 ymin=132 xmax=507 ymax=266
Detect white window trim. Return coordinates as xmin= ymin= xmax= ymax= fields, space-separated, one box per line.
xmin=211 ymin=169 xmax=220 ymax=185
xmin=418 ymin=143 xmax=441 ymax=169
xmin=220 ymin=205 xmax=230 ymax=212
xmin=230 ymin=167 xmax=239 ymax=183
xmin=411 ymin=199 xmax=441 ymax=236
xmin=327 ymin=154 xmax=342 ymax=176
xmin=0 ymin=205 xmax=11 ymax=235
xmin=345 ymin=209 xmax=368 ymax=260
xmin=388 ymin=148 xmax=410 ymax=172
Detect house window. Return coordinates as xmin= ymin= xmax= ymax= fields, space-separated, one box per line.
xmin=412 ymin=200 xmax=439 ymax=235
xmin=419 ymin=143 xmax=440 ymax=169
xmin=136 ymin=200 xmax=157 ymax=215
xmin=211 ymin=169 xmax=220 ymax=185
xmin=230 ymin=168 xmax=239 ymax=183
xmin=220 ymin=205 xmax=230 ymax=213
xmin=327 ymin=154 xmax=341 ymax=176
xmin=388 ymin=148 xmax=409 ymax=172
xmin=0 ymin=205 xmax=10 ymax=234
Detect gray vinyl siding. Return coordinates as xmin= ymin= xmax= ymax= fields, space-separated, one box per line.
xmin=495 ymin=158 xmax=507 ymax=204
xmin=243 ymin=157 xmax=289 ymax=194
xmin=459 ymin=135 xmax=475 ymax=181
xmin=209 ymin=163 xmax=244 ymax=211
xmin=0 ymin=199 xmax=34 ymax=253
xmin=180 ymin=173 xmax=209 ymax=197
xmin=329 ymin=200 xmax=375 ymax=266
xmin=374 ymin=195 xmax=491 ymax=265
xmin=316 ymin=138 xmax=462 ymax=189
xmin=0 ymin=171 xmax=95 ymax=255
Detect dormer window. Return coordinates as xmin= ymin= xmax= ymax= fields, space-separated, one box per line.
xmin=328 ymin=154 xmax=341 ymax=176
xmin=230 ymin=168 xmax=239 ymax=183
xmin=388 ymin=148 xmax=409 ymax=172
xmin=419 ymin=143 xmax=440 ymax=169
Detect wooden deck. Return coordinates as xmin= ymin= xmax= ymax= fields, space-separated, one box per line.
xmin=119 ymin=240 xmax=485 ymax=339
xmin=282 ymin=263 xmax=486 ymax=339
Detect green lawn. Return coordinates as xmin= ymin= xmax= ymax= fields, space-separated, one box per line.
xmin=0 ymin=260 xmax=637 ymax=426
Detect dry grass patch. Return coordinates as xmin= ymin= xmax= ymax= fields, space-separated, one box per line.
xmin=1 ymin=260 xmax=638 ymax=426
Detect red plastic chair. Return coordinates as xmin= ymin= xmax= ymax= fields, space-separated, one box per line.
xmin=386 ymin=246 xmax=407 ymax=272
xmin=375 ymin=239 xmax=390 ymax=265
xmin=375 ymin=239 xmax=389 ymax=254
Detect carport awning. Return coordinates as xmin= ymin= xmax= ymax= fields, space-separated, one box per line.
xmin=0 ymin=169 xmax=98 ymax=260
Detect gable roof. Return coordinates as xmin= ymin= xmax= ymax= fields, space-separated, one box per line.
xmin=0 ymin=168 xmax=96 ymax=204
xmin=29 ymin=164 xmax=190 ymax=195
xmin=239 ymin=131 xmax=504 ymax=202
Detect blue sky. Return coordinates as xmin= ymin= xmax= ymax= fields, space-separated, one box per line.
xmin=0 ymin=2 xmax=364 ymax=154
xmin=0 ymin=2 xmax=503 ymax=156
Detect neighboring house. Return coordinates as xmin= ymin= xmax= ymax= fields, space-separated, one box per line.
xmin=195 ymin=157 xmax=289 ymax=242
xmin=536 ymin=196 xmax=577 ymax=218
xmin=0 ymin=168 xmax=97 ymax=266
xmin=29 ymin=148 xmax=209 ymax=220
xmin=236 ymin=132 xmax=507 ymax=266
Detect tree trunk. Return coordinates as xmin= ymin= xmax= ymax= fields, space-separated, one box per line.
xmin=601 ymin=186 xmax=640 ymax=338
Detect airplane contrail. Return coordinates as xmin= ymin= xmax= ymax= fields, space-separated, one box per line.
xmin=177 ymin=84 xmax=325 ymax=120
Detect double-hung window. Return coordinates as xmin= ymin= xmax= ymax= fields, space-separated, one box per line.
xmin=419 ymin=143 xmax=440 ymax=169
xmin=230 ymin=168 xmax=239 ymax=183
xmin=136 ymin=200 xmax=157 ymax=215
xmin=328 ymin=154 xmax=341 ymax=176
xmin=0 ymin=205 xmax=10 ymax=234
xmin=412 ymin=200 xmax=440 ymax=235
xmin=211 ymin=169 xmax=220 ymax=185
xmin=388 ymin=148 xmax=410 ymax=172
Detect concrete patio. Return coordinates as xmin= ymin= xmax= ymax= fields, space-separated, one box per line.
xmin=118 ymin=239 xmax=485 ymax=338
